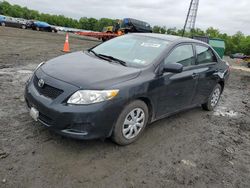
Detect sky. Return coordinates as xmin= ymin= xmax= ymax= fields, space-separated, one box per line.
xmin=6 ymin=0 xmax=250 ymax=35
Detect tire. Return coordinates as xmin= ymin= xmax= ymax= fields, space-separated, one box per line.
xmin=1 ymin=22 xmax=5 ymax=26
xmin=112 ymin=100 xmax=149 ymax=145
xmin=202 ymin=84 xmax=222 ymax=111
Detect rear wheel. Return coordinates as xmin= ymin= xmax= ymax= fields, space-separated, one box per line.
xmin=112 ymin=100 xmax=148 ymax=145
xmin=202 ymin=84 xmax=222 ymax=111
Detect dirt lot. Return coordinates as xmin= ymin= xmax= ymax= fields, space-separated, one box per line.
xmin=0 ymin=27 xmax=250 ymax=188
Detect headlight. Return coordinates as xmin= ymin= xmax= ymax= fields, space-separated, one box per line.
xmin=67 ymin=90 xmax=119 ymax=105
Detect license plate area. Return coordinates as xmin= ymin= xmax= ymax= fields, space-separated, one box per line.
xmin=30 ymin=107 xmax=39 ymax=121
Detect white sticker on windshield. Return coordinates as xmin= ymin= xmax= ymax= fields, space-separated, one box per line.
xmin=133 ymin=59 xmax=146 ymax=64
xmin=141 ymin=42 xmax=161 ymax=48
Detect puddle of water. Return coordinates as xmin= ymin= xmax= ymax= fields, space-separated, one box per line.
xmin=213 ymin=106 xmax=238 ymax=118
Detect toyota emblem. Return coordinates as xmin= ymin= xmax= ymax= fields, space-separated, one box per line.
xmin=38 ymin=79 xmax=45 ymax=88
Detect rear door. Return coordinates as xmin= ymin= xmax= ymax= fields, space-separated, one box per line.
xmin=156 ymin=44 xmax=199 ymax=118
xmin=191 ymin=44 xmax=219 ymax=105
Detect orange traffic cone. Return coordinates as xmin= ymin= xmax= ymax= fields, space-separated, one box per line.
xmin=63 ymin=33 xmax=70 ymax=53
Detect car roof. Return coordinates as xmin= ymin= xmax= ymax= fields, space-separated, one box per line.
xmin=132 ymin=33 xmax=207 ymax=44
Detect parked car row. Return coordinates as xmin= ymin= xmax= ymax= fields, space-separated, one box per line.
xmin=0 ymin=15 xmax=57 ymax=32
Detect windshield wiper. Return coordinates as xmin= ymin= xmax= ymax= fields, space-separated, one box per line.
xmin=98 ymin=54 xmax=127 ymax=67
xmin=88 ymin=49 xmax=111 ymax=62
xmin=88 ymin=50 xmax=127 ymax=67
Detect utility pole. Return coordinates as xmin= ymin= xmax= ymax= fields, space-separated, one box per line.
xmin=182 ymin=0 xmax=199 ymax=36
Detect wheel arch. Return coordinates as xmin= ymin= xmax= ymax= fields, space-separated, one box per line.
xmin=107 ymin=96 xmax=154 ymax=138
xmin=136 ymin=97 xmax=154 ymax=123
xmin=218 ymin=80 xmax=225 ymax=92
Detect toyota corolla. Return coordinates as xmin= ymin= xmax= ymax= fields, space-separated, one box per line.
xmin=25 ymin=33 xmax=230 ymax=145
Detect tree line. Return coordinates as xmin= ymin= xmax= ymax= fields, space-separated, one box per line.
xmin=1 ymin=1 xmax=250 ymax=55
xmin=153 ymin=26 xmax=250 ymax=55
xmin=0 ymin=1 xmax=115 ymax=31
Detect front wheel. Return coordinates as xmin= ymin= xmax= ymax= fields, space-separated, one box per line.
xmin=112 ymin=100 xmax=149 ymax=145
xmin=202 ymin=84 xmax=222 ymax=111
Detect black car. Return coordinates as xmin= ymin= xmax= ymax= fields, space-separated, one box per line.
xmin=28 ymin=21 xmax=57 ymax=32
xmin=0 ymin=16 xmax=28 ymax=29
xmin=25 ymin=33 xmax=230 ymax=145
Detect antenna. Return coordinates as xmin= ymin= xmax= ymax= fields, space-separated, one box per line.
xmin=182 ymin=0 xmax=199 ymax=36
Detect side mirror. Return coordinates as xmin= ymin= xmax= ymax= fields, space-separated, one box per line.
xmin=163 ymin=63 xmax=183 ymax=73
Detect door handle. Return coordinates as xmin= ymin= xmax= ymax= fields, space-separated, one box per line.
xmin=192 ymin=73 xmax=199 ymax=79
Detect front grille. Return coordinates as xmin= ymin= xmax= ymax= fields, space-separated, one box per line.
xmin=33 ymin=75 xmax=63 ymax=99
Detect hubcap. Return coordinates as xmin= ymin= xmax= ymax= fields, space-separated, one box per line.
xmin=122 ymin=108 xmax=145 ymax=139
xmin=211 ymin=88 xmax=221 ymax=107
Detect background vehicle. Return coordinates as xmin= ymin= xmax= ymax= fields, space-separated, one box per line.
xmin=0 ymin=15 xmax=5 ymax=25
xmin=0 ymin=16 xmax=28 ymax=29
xmin=228 ymin=53 xmax=250 ymax=68
xmin=120 ymin=18 xmax=152 ymax=33
xmin=103 ymin=18 xmax=152 ymax=34
xmin=100 ymin=18 xmax=152 ymax=41
xmin=30 ymin=21 xmax=58 ymax=32
xmin=102 ymin=26 xmax=114 ymax=33
xmin=230 ymin=53 xmax=245 ymax=59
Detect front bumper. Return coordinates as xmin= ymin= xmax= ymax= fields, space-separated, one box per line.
xmin=24 ymin=70 xmax=124 ymax=140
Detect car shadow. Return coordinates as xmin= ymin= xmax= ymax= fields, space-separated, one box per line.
xmin=43 ymin=106 xmax=204 ymax=151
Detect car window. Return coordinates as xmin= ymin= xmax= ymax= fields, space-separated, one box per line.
xmin=196 ymin=45 xmax=217 ymax=64
xmin=164 ymin=45 xmax=195 ymax=67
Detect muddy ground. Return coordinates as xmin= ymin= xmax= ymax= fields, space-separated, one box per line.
xmin=0 ymin=27 xmax=249 ymax=188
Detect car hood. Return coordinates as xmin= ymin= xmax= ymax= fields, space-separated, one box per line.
xmin=41 ymin=51 xmax=141 ymax=89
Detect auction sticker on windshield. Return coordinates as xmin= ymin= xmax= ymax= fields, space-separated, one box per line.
xmin=141 ymin=42 xmax=161 ymax=48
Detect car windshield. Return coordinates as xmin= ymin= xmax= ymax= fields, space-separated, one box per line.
xmin=91 ymin=35 xmax=170 ymax=68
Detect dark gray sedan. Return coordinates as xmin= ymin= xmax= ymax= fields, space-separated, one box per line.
xmin=25 ymin=33 xmax=230 ymax=145
xmin=0 ymin=16 xmax=27 ymax=29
